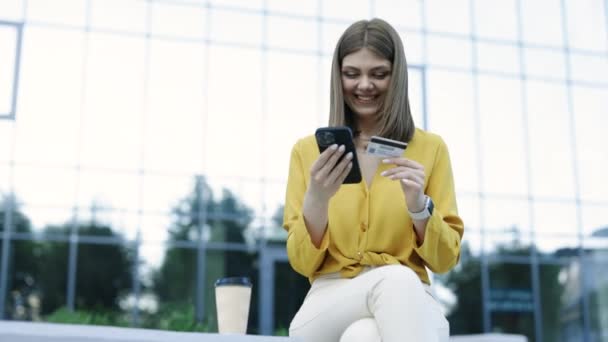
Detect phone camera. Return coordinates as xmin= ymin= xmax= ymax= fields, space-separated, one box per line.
xmin=316 ymin=131 xmax=335 ymax=146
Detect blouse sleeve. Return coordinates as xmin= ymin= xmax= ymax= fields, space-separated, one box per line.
xmin=283 ymin=142 xmax=330 ymax=278
xmin=414 ymin=137 xmax=464 ymax=273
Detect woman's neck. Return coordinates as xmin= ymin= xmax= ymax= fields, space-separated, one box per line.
xmin=356 ymin=119 xmax=379 ymax=138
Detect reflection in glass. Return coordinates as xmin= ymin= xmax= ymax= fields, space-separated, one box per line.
xmin=7 ymin=241 xmax=68 ymax=320
xmin=437 ymin=246 xmax=483 ymax=335
xmin=489 ymin=263 xmax=534 ymax=340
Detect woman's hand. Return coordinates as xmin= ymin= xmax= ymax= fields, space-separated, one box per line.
xmin=381 ymin=158 xmax=426 ymax=213
xmin=306 ymin=144 xmax=353 ymax=203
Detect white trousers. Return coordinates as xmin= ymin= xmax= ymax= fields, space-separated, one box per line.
xmin=289 ymin=265 xmax=449 ymax=342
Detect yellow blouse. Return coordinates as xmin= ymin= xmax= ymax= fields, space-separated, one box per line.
xmin=283 ymin=128 xmax=464 ymax=284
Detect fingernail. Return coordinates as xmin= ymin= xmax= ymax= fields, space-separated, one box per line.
xmin=339 ymin=145 xmax=345 ymax=151
xmin=330 ymin=144 xmax=338 ymax=150
xmin=346 ymin=152 xmax=353 ymax=159
xmin=382 ymin=159 xmax=390 ymax=163
xmin=380 ymin=171 xmax=387 ymax=176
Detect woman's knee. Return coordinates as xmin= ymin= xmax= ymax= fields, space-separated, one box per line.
xmin=339 ymin=318 xmax=381 ymax=342
xmin=380 ymin=265 xmax=421 ymax=287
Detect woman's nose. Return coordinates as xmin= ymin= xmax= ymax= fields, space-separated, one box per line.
xmin=357 ymin=76 xmax=374 ymax=90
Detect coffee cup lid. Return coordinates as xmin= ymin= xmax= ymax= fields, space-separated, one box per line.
xmin=215 ymin=277 xmax=252 ymax=287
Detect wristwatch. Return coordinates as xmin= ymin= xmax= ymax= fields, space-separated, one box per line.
xmin=408 ymin=195 xmax=434 ymax=220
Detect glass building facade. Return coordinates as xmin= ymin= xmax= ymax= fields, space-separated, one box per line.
xmin=0 ymin=0 xmax=606 ymax=341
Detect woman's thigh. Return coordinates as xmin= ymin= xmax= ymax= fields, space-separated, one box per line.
xmin=289 ymin=277 xmax=372 ymax=342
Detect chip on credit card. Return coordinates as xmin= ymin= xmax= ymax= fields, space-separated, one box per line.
xmin=365 ymin=136 xmax=408 ymax=157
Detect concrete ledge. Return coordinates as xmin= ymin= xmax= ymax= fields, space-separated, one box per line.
xmin=450 ymin=333 xmax=528 ymax=342
xmin=0 ymin=321 xmax=300 ymax=342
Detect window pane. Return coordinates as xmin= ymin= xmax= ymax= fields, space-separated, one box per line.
xmin=80 ymin=33 xmax=145 ymax=170
xmin=437 ymin=253 xmax=483 ymax=335
xmin=478 ymin=76 xmax=527 ymax=196
xmin=483 ymin=198 xmax=531 ymax=233
xmin=534 ymin=201 xmax=578 ymax=236
xmin=150 ymin=2 xmax=207 ymax=40
xmin=524 ymin=47 xmax=566 ymax=81
xmin=477 ymin=42 xmax=519 ymax=75
xmin=13 ymin=166 xmax=76 ymax=208
xmin=75 ymin=240 xmax=134 ymax=323
xmin=7 ymin=241 xmax=69 ymax=319
xmin=267 ymin=16 xmax=317 ymax=52
xmin=0 ymin=125 xmax=12 ymax=163
xmin=15 ymin=27 xmax=83 ymax=165
xmin=0 ymin=0 xmax=23 ymax=21
xmin=539 ymin=262 xmax=582 ymax=342
xmin=18 ymin=205 xmax=73 ymax=233
xmin=526 ymin=81 xmax=575 ymax=199
xmin=0 ymin=25 xmax=17 ymax=116
xmin=426 ymin=0 xmax=470 ymax=35
xmin=27 ymin=0 xmax=86 ymax=27
xmin=572 ymin=87 xmax=608 ymax=203
xmin=570 ymin=54 xmax=608 ymax=84
xmin=266 ymin=0 xmax=316 ymax=17
xmin=210 ymin=8 xmax=262 ymax=46
xmin=401 ymin=31 xmax=423 ymax=66
xmin=205 ymin=46 xmax=262 ymax=179
xmin=427 ymin=36 xmax=471 ymax=69
xmin=564 ymin=0 xmax=607 ymax=51
xmin=587 ymin=252 xmax=608 ymax=342
xmin=427 ymin=70 xmax=478 ymax=193
xmin=489 ymin=263 xmax=534 ymax=340
xmin=147 ymin=246 xmax=200 ymax=329
xmin=274 ymin=260 xmax=309 ymax=334
xmin=321 ymin=21 xmax=349 ymax=56
xmin=474 ymin=0 xmax=517 ymax=41
xmin=322 ymin=0 xmax=369 ymax=21
xmin=521 ymin=0 xmax=564 ymax=47
xmin=375 ymin=0 xmax=422 ymax=30
xmin=209 ymin=0 xmax=263 ymax=11
xmin=90 ymin=0 xmax=147 ymax=33
xmin=582 ymin=204 xmax=608 ymax=237
xmin=77 ymin=170 xmax=140 ymax=212
xmin=408 ymin=68 xmax=424 ymax=128
xmin=146 ymin=39 xmax=205 ymax=174
xmin=266 ymin=52 xmax=317 ymax=181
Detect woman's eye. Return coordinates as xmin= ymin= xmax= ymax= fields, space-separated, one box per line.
xmin=373 ymin=73 xmax=388 ymax=79
xmin=343 ymin=72 xmax=358 ymax=78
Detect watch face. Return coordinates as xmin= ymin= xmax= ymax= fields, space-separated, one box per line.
xmin=427 ymin=197 xmax=434 ymax=215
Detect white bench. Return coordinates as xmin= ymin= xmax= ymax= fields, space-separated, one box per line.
xmin=0 ymin=321 xmax=300 ymax=342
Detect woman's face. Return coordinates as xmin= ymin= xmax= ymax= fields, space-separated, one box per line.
xmin=341 ymin=47 xmax=392 ymax=120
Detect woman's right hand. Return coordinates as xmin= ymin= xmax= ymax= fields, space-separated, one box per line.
xmin=306 ymin=144 xmax=353 ymax=203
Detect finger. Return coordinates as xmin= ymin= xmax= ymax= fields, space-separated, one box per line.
xmin=318 ymin=145 xmax=346 ymax=178
xmin=325 ymin=152 xmax=353 ymax=185
xmin=382 ymin=158 xmax=423 ymax=170
xmin=401 ymin=178 xmax=423 ymax=191
xmin=337 ymin=161 xmax=353 ymax=184
xmin=390 ymin=171 xmax=425 ymax=186
xmin=311 ymin=144 xmax=339 ymax=174
xmin=381 ymin=166 xmax=419 ymax=178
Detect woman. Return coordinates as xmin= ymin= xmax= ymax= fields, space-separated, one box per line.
xmin=283 ymin=18 xmax=464 ymax=342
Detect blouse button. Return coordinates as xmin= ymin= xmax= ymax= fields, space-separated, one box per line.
xmin=357 ymin=251 xmax=362 ymax=260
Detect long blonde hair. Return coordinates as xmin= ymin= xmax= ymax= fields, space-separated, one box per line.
xmin=329 ymin=18 xmax=415 ymax=142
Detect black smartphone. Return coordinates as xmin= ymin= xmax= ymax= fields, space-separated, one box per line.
xmin=315 ymin=126 xmax=362 ymax=184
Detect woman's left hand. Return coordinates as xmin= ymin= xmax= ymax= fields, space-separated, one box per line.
xmin=381 ymin=158 xmax=426 ymax=213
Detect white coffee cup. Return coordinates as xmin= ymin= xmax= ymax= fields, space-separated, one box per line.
xmin=215 ymin=277 xmax=252 ymax=334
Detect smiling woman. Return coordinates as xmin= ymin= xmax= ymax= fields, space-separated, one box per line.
xmin=283 ymin=18 xmax=464 ymax=342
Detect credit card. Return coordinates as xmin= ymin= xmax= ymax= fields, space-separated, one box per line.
xmin=365 ymin=136 xmax=408 ymax=157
